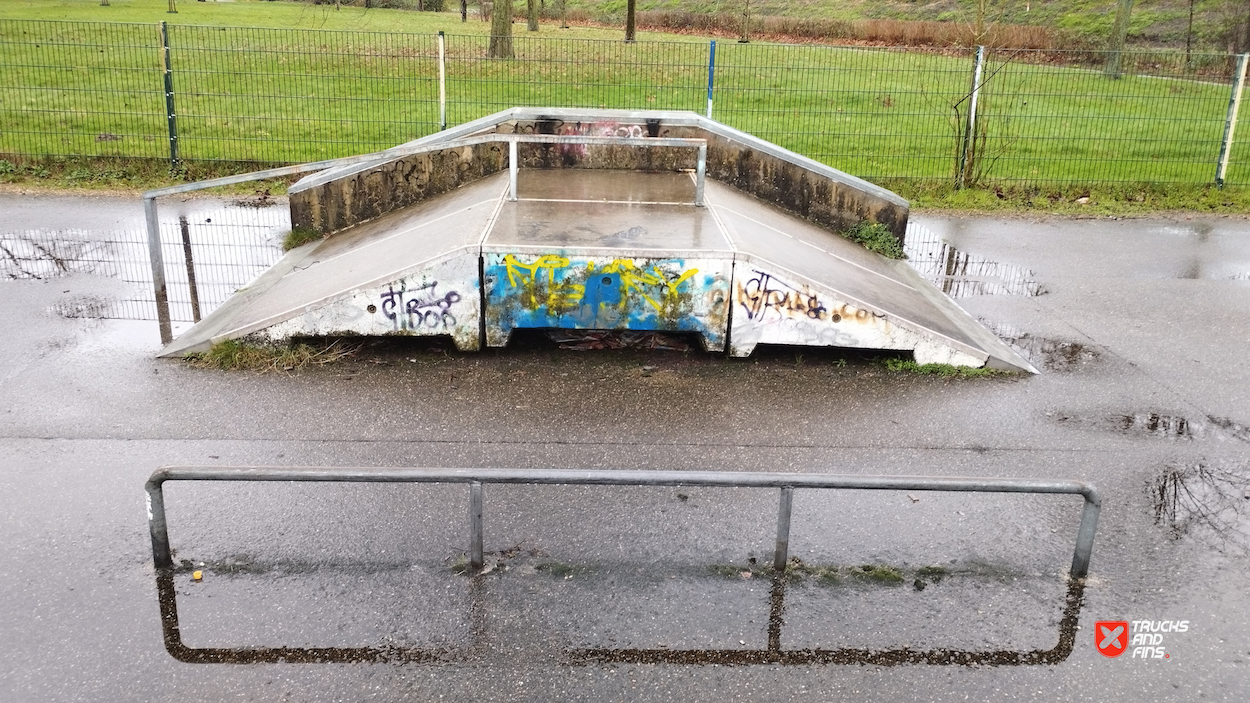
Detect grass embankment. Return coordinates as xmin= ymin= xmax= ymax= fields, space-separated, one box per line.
xmin=4 ymin=0 xmax=1250 ymax=206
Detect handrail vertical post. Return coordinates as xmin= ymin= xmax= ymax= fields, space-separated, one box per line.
xmin=146 ymin=479 xmax=173 ymax=569
xmin=773 ymin=486 xmax=793 ymax=571
xmin=695 ymin=143 xmax=706 ymax=206
xmin=1069 ymin=493 xmax=1102 ymax=579
xmin=508 ymin=139 xmax=518 ymax=201
xmin=469 ymin=481 xmax=484 ymax=569
xmin=145 ymin=196 xmax=173 ymax=345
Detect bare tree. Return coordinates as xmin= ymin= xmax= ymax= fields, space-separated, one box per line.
xmin=490 ymin=0 xmax=515 ymax=58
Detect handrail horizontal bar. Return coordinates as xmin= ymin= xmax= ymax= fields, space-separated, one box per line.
xmin=146 ymin=465 xmax=1099 ymax=501
xmin=142 ymin=132 xmax=707 ymax=199
xmin=144 ymin=465 xmax=1100 ymax=579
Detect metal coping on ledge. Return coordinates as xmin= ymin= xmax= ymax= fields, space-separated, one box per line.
xmin=145 ymin=466 xmax=1101 ymax=579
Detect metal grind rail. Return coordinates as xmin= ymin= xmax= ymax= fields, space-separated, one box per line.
xmin=144 ymin=466 xmax=1102 ymax=579
xmin=142 ymin=131 xmax=708 ymax=345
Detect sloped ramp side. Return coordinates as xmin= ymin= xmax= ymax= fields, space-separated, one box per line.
xmin=157 ymin=175 xmax=506 ymax=358
xmin=707 ymin=182 xmax=1036 ymax=373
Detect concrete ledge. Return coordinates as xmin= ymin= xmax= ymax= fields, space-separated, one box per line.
xmin=286 ymin=108 xmax=909 ymax=245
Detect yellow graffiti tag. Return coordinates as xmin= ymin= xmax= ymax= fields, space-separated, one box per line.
xmin=501 ymin=255 xmax=699 ymax=314
xmin=502 ymin=254 xmax=584 ymax=310
xmin=601 ymin=259 xmax=699 ymax=313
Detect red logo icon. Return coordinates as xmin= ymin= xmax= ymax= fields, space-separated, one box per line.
xmin=1096 ymin=621 xmax=1129 ymax=657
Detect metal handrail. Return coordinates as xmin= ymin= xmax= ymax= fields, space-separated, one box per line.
xmin=145 ymin=466 xmax=1101 ymax=579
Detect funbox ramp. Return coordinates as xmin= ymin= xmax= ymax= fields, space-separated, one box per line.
xmin=159 ymin=168 xmax=1033 ymax=373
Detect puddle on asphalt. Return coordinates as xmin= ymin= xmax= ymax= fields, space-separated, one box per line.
xmin=1150 ymin=461 xmax=1250 ymax=554
xmin=977 ymin=320 xmax=1099 ymax=372
xmin=1 ymin=201 xmax=286 ymax=324
xmin=1052 ymin=411 xmax=1250 ymax=443
xmin=905 ymin=223 xmax=1046 ymax=298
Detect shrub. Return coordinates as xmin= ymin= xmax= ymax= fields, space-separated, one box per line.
xmin=842 ymin=220 xmax=906 ymax=259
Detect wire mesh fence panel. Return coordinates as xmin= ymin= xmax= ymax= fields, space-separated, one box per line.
xmin=975 ymin=49 xmax=1236 ymax=186
xmin=0 ymin=20 xmax=167 ymax=160
xmin=169 ymin=25 xmax=441 ymax=163
xmin=443 ymin=35 xmax=707 ymax=127
xmin=713 ymin=44 xmax=975 ymax=183
xmin=4 ymin=18 xmax=1250 ymax=189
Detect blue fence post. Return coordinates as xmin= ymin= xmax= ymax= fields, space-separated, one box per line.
xmin=706 ymin=40 xmax=716 ymax=119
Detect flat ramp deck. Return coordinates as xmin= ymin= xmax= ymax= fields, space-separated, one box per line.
xmin=161 ymin=170 xmax=1034 ymax=373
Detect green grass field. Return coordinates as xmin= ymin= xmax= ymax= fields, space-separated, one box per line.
xmin=3 ymin=0 xmax=1250 ymax=189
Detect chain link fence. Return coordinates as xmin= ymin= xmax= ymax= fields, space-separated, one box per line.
xmin=4 ymin=19 xmax=1250 ymax=187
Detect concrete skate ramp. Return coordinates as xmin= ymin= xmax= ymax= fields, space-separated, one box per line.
xmin=160 ymin=168 xmax=1035 ymax=373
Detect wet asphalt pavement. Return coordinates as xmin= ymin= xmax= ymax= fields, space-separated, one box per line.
xmin=1 ymin=193 xmax=1249 ymax=701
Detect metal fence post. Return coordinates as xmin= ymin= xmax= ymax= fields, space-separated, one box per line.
xmin=469 ymin=481 xmax=484 ymax=569
xmin=1216 ymin=53 xmax=1248 ymax=188
xmin=957 ymin=45 xmax=985 ymax=189
xmin=706 ymin=40 xmax=716 ymax=119
xmin=773 ymin=486 xmax=793 ymax=571
xmin=144 ymin=196 xmax=173 ymax=345
xmin=159 ymin=21 xmax=179 ymax=169
xmin=178 ymin=215 xmax=201 ymax=323
xmin=438 ymin=31 xmax=447 ymax=131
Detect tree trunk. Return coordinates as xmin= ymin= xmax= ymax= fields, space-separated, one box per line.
xmin=625 ymin=0 xmax=636 ymax=42
xmin=489 ymin=0 xmax=514 ymax=58
xmin=556 ymin=0 xmax=567 ymax=28
xmin=528 ymin=0 xmax=538 ymax=32
xmin=1242 ymin=0 xmax=1250 ymax=53
xmin=1104 ymin=0 xmax=1134 ymax=78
